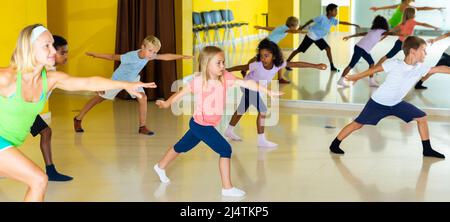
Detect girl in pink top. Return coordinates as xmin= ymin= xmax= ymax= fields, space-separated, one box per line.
xmin=374 ymin=7 xmax=439 ymax=82
xmin=153 ymin=46 xmax=282 ymax=197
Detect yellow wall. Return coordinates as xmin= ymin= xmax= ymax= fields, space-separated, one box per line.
xmin=339 ymin=6 xmax=351 ymax=32
xmin=268 ymin=0 xmax=299 ymax=49
xmin=1 ymin=0 xmax=47 ymax=66
xmin=175 ymin=0 xmax=194 ymax=78
xmin=331 ymin=5 xmax=351 ymax=33
xmin=1 ymin=0 xmax=49 ymax=114
xmin=47 ymin=0 xmax=118 ymax=78
xmin=193 ymin=0 xmax=268 ymax=38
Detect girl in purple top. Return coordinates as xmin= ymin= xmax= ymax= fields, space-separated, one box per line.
xmin=338 ymin=16 xmax=402 ymax=88
xmin=225 ymin=39 xmax=326 ymax=147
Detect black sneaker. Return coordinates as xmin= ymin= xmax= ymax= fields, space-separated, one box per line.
xmin=331 ymin=66 xmax=340 ymax=72
xmin=415 ymin=81 xmax=428 ymax=90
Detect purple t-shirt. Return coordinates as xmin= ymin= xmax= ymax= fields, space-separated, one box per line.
xmin=356 ymin=29 xmax=386 ymax=53
xmin=245 ymin=61 xmax=287 ymax=87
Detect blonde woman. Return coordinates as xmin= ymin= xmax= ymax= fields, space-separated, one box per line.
xmin=0 ymin=24 xmax=156 ymax=202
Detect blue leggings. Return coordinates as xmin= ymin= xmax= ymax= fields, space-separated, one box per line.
xmin=174 ymin=118 xmax=232 ymax=158
xmin=348 ymin=45 xmax=374 ymax=68
xmin=237 ymin=88 xmax=268 ymax=114
xmin=385 ymin=39 xmax=403 ymax=58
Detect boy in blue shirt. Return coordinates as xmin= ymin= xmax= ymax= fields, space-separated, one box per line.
xmin=74 ymin=36 xmax=192 ymax=135
xmin=286 ymin=3 xmax=360 ymax=72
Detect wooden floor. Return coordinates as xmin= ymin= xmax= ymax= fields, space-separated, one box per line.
xmin=2 ymin=92 xmax=450 ymax=201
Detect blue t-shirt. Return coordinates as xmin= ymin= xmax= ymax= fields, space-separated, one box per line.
xmin=267 ymin=25 xmax=289 ymax=44
xmin=111 ymin=50 xmax=155 ymax=81
xmin=308 ymin=15 xmax=338 ymax=40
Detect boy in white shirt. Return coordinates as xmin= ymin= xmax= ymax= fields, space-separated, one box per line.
xmin=330 ymin=36 xmax=450 ymax=159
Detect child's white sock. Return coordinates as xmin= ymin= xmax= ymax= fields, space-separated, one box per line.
xmin=337 ymin=77 xmax=349 ymax=88
xmin=154 ymin=164 xmax=170 ymax=183
xmin=257 ymin=133 xmax=277 ymax=147
xmin=222 ymin=187 xmax=246 ymax=197
xmin=225 ymin=125 xmax=242 ymax=141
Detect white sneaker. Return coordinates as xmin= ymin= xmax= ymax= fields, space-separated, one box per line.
xmin=153 ymin=164 xmax=170 ymax=183
xmin=258 ymin=140 xmax=278 ymax=148
xmin=337 ymin=77 xmax=349 ymax=88
xmin=225 ymin=130 xmax=242 ymax=141
xmin=222 ymin=187 xmax=246 ymax=197
xmin=337 ymin=80 xmax=349 ymax=88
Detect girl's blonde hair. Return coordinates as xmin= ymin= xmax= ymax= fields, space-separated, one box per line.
xmin=10 ymin=24 xmax=44 ymax=73
xmin=402 ymin=7 xmax=416 ymax=24
xmin=197 ymin=46 xmax=225 ymax=84
xmin=143 ymin=35 xmax=161 ymax=49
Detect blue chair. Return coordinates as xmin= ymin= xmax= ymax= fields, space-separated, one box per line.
xmin=220 ymin=9 xmax=249 ymax=45
xmin=193 ymin=12 xmax=206 ymax=52
xmin=210 ymin=10 xmax=226 ymax=47
xmin=201 ymin=11 xmax=217 ymax=46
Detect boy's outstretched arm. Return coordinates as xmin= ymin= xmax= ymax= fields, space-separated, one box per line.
xmin=339 ymin=21 xmax=360 ymax=29
xmin=345 ymin=64 xmax=384 ymax=83
xmin=299 ymin=20 xmax=313 ymax=30
xmin=156 ymin=54 xmax=193 ymax=61
xmin=254 ymin=26 xmax=275 ymax=31
xmin=286 ymin=29 xmax=308 ymax=34
xmin=422 ymin=66 xmax=450 ymax=81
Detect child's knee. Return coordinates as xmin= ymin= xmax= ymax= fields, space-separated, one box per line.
xmin=29 ymin=170 xmax=48 ymax=190
xmin=218 ymin=145 xmax=232 ymax=158
xmin=173 ymin=145 xmax=187 ymax=154
xmin=139 ymin=93 xmax=147 ymax=100
xmin=416 ymin=116 xmax=427 ymax=123
xmin=40 ymin=127 xmax=52 ymax=138
xmin=352 ymin=122 xmax=364 ymax=129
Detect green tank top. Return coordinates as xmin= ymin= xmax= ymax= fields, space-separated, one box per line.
xmin=388 ymin=6 xmax=403 ymax=28
xmin=0 ymin=69 xmax=48 ymax=147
